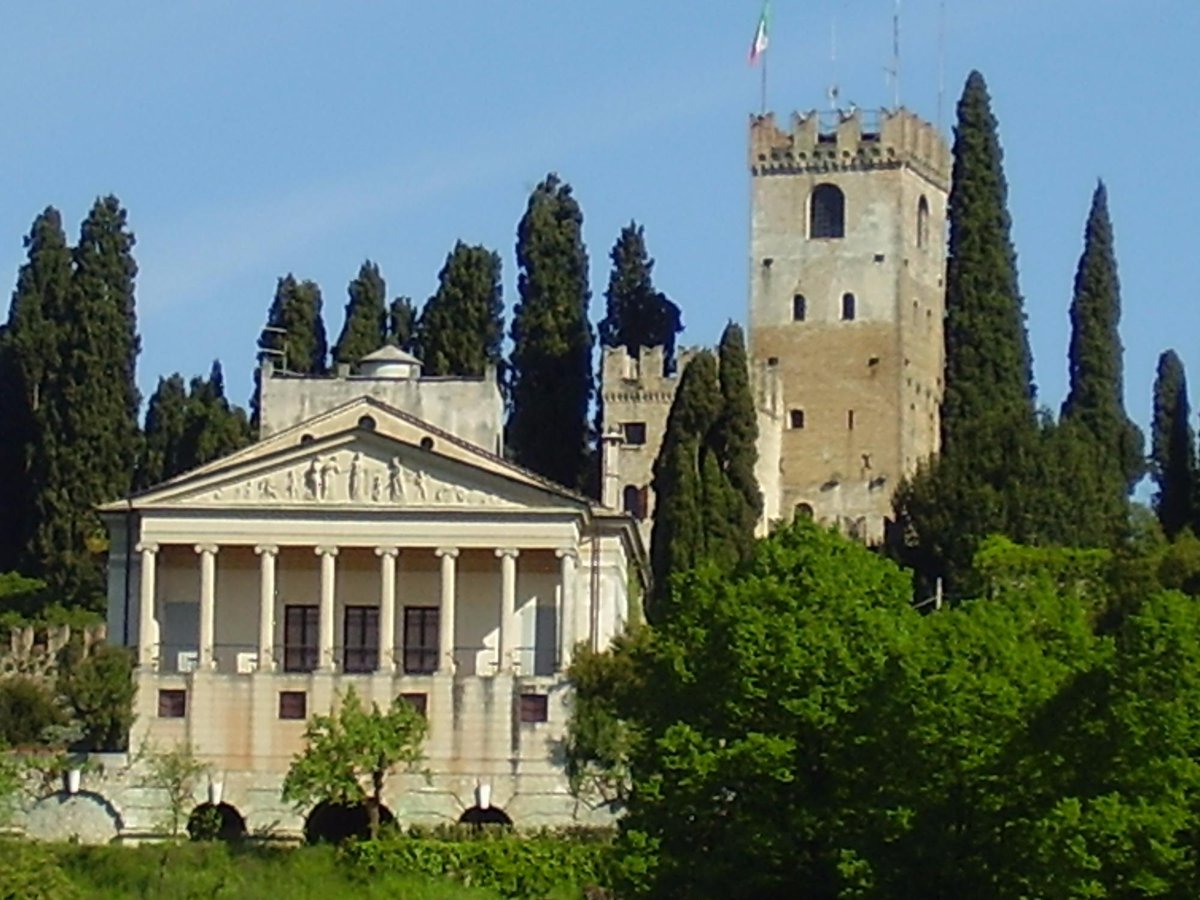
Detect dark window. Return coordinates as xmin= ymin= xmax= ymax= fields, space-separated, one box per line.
xmin=279 ymin=691 xmax=307 ymax=720
xmin=284 ymin=605 xmax=319 ymax=673
xmin=403 ymin=606 xmax=440 ymax=675
xmin=795 ymin=503 xmax=815 ymax=521
xmin=419 ymin=437 xmax=434 ymax=451
xmin=917 ymin=195 xmax=930 ymax=248
xmin=622 ymin=422 xmax=647 ymax=446
xmin=792 ymin=294 xmax=806 ymax=321
xmin=842 ymin=293 xmax=856 ymax=321
xmin=810 ymin=184 xmax=845 ymax=238
xmin=357 ymin=415 xmax=377 ymax=431
xmin=519 ymin=693 xmax=549 ymax=723
xmin=790 ymin=409 xmax=805 ymax=429
xmin=343 ymin=606 xmax=379 ymax=674
xmin=158 ymin=689 xmax=187 ymax=718
xmin=400 ymin=692 xmax=428 ymax=717
xmin=848 ymin=410 xmax=856 ymax=430
xmin=623 ymin=485 xmax=649 ymax=521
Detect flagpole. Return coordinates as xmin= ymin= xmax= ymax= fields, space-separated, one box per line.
xmin=760 ymin=49 xmax=768 ymax=114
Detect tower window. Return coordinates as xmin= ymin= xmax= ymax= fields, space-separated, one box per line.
xmin=622 ymin=485 xmax=648 ymax=521
xmin=789 ymin=409 xmax=805 ymax=429
xmin=848 ymin=410 xmax=855 ymax=430
xmin=622 ymin=422 xmax=647 ymax=446
xmin=917 ymin=195 xmax=931 ymax=248
xmin=841 ymin=293 xmax=856 ymax=321
xmin=810 ymin=184 xmax=845 ymax=239
xmin=792 ymin=294 xmax=807 ymax=321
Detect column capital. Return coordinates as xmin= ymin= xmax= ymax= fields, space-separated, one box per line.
xmin=136 ymin=542 xmax=159 ymax=555
xmin=495 ymin=547 xmax=520 ymax=559
xmin=314 ymin=546 xmax=339 ymax=558
xmin=374 ymin=547 xmax=400 ymax=559
xmin=194 ymin=543 xmax=219 ymax=556
xmin=555 ymin=547 xmax=579 ymax=561
xmin=435 ymin=547 xmax=459 ymax=560
xmin=254 ymin=544 xmax=279 ymax=557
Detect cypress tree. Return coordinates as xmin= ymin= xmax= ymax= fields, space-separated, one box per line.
xmin=597 ymin=222 xmax=683 ymax=373
xmin=388 ymin=297 xmax=418 ymax=352
xmin=417 ymin=241 xmax=504 ymax=376
xmin=1061 ymin=181 xmax=1144 ymax=504
xmin=0 ymin=209 xmax=73 ymax=573
xmin=713 ymin=322 xmax=762 ymax=530
xmin=138 ymin=374 xmax=189 ymax=490
xmin=894 ymin=71 xmax=1039 ymax=591
xmin=258 ymin=274 xmax=327 ymax=375
xmin=508 ymin=174 xmax=594 ymax=488
xmin=332 ymin=261 xmax=387 ymax=367
xmin=1151 ymin=350 xmax=1196 ymax=538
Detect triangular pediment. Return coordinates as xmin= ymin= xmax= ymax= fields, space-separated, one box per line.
xmin=106 ymin=397 xmax=603 ymax=515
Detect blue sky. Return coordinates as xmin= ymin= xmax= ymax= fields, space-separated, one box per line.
xmin=1 ymin=0 xmax=1197 ymax=455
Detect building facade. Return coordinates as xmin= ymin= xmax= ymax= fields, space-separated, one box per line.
xmin=92 ymin=349 xmax=644 ymax=838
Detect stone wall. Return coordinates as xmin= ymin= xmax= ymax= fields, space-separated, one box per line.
xmin=0 ymin=624 xmax=106 ymax=680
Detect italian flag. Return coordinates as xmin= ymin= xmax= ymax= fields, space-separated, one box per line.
xmin=749 ymin=1 xmax=770 ymax=65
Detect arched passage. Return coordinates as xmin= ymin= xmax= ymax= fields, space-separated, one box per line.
xmin=187 ymin=802 xmax=247 ymax=842
xmin=458 ymin=805 xmax=513 ymax=828
xmin=304 ymin=801 xmax=395 ymax=844
xmin=24 ymin=790 xmax=123 ymax=844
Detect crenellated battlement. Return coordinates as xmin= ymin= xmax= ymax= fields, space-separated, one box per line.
xmin=600 ymin=345 xmax=702 ymax=404
xmin=749 ymin=107 xmax=950 ymax=189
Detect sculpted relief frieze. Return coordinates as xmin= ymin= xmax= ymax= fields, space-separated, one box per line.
xmin=198 ymin=450 xmax=514 ymax=509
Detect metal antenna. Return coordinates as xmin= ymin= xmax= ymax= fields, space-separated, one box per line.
xmin=828 ymin=15 xmax=840 ymax=110
xmin=937 ymin=0 xmax=947 ymax=131
xmin=892 ymin=0 xmax=902 ymax=109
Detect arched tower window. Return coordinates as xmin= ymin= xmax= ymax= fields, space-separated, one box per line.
xmin=917 ymin=195 xmax=930 ymax=248
xmin=623 ymin=485 xmax=648 ymax=521
xmin=795 ymin=503 xmax=815 ymax=521
xmin=792 ymin=294 xmax=807 ymax=321
xmin=810 ymin=184 xmax=845 ymax=239
xmin=841 ymin=293 xmax=856 ymax=321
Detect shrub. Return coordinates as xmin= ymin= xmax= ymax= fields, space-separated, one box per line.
xmin=57 ymin=643 xmax=135 ymax=752
xmin=0 ymin=840 xmax=79 ymax=900
xmin=0 ymin=676 xmax=66 ymax=748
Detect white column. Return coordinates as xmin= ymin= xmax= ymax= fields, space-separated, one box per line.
xmin=315 ymin=546 xmax=338 ymax=672
xmin=137 ymin=542 xmax=159 ymax=668
xmin=496 ymin=548 xmax=519 ymax=673
xmin=195 ymin=544 xmax=218 ymax=669
xmin=435 ymin=548 xmax=458 ymax=674
xmin=555 ymin=548 xmax=578 ymax=671
xmin=375 ymin=547 xmax=399 ymax=673
xmin=255 ymin=545 xmax=278 ymax=672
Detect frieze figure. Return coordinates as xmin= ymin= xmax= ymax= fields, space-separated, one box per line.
xmin=371 ymin=472 xmax=384 ymax=503
xmin=304 ymin=460 xmax=320 ymax=500
xmin=413 ymin=469 xmax=428 ymax=502
xmin=348 ymin=452 xmax=364 ymax=501
xmin=285 ymin=470 xmax=297 ymax=500
xmin=388 ymin=457 xmax=406 ymax=502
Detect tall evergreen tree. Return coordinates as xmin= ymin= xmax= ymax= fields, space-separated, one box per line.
xmin=713 ymin=322 xmax=762 ymax=530
xmin=417 ymin=241 xmax=504 ymax=376
xmin=894 ymin=71 xmax=1039 ymax=591
xmin=1151 ymin=350 xmax=1196 ymax=538
xmin=388 ymin=297 xmax=417 ymax=352
xmin=0 ymin=209 xmax=73 ymax=573
xmin=597 ymin=222 xmax=683 ymax=373
xmin=332 ymin=261 xmax=387 ymax=367
xmin=182 ymin=361 xmax=252 ymax=472
xmin=1061 ymin=182 xmax=1144 ymax=503
xmin=258 ymin=274 xmax=327 ymax=375
xmin=138 ymin=374 xmax=189 ymax=490
xmin=508 ymin=174 xmax=594 ymax=488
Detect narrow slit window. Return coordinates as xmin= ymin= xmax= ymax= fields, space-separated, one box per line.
xmin=790 ymin=409 xmax=805 ymax=429
xmin=848 ymin=410 xmax=856 ymax=430
xmin=792 ymin=294 xmax=807 ymax=321
xmin=842 ymin=293 xmax=856 ymax=321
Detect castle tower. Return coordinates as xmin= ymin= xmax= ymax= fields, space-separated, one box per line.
xmin=748 ymin=108 xmax=951 ymax=542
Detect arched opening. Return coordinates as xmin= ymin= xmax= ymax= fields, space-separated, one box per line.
xmin=841 ymin=293 xmax=856 ymax=321
xmin=304 ymin=801 xmax=395 ymax=844
xmin=187 ymin=802 xmax=248 ymax=842
xmin=623 ymin=485 xmax=648 ymax=521
xmin=357 ymin=414 xmax=377 ymax=431
xmin=794 ymin=503 xmax=815 ymax=522
xmin=419 ymin=436 xmax=434 ymax=451
xmin=917 ymin=195 xmax=930 ymax=248
xmin=810 ymin=184 xmax=845 ymax=239
xmin=792 ymin=294 xmax=807 ymax=321
xmin=458 ymin=805 xmax=513 ymax=828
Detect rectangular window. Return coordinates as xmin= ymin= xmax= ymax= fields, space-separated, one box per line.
xmin=284 ymin=605 xmax=319 ymax=673
xmin=279 ymin=691 xmax=307 ymax=720
xmin=848 ymin=410 xmax=856 ymax=430
xmin=343 ymin=606 xmax=380 ymax=673
xmin=519 ymin=693 xmax=549 ymax=724
xmin=622 ymin=422 xmax=647 ymax=446
xmin=158 ymin=689 xmax=187 ymax=718
xmin=400 ymin=692 xmax=428 ymax=717
xmin=403 ymin=606 xmax=440 ymax=675
xmin=790 ymin=409 xmax=805 ymax=430
xmin=792 ymin=294 xmax=807 ymax=321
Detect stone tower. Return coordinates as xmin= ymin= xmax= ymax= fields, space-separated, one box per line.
xmin=748 ymin=108 xmax=951 ymax=542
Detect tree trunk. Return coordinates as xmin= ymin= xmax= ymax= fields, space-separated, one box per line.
xmin=368 ymin=769 xmax=384 ymax=839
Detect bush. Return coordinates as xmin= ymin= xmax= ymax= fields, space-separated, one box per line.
xmin=343 ymin=829 xmax=617 ymax=899
xmin=0 ymin=676 xmax=66 ymax=748
xmin=57 ymin=644 xmax=135 ymax=752
xmin=0 ymin=840 xmax=79 ymax=900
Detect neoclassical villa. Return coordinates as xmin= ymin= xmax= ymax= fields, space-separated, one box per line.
xmin=84 ymin=347 xmax=645 ymax=839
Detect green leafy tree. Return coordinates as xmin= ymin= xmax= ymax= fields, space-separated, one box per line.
xmin=597 ymin=222 xmax=683 ymax=372
xmin=713 ymin=322 xmax=761 ymax=529
xmin=417 ymin=242 xmax=504 ymax=377
xmin=332 ymin=260 xmax=387 ymax=367
xmin=57 ymin=644 xmax=135 ymax=752
xmin=1150 ymin=350 xmax=1196 ymax=538
xmin=282 ymin=686 xmax=427 ymax=840
xmin=141 ymin=741 xmax=210 ymax=837
xmin=387 ymin=296 xmax=418 ymax=352
xmin=0 ymin=208 xmax=73 ymax=573
xmin=508 ymin=174 xmax=594 ymax=488
xmin=894 ymin=71 xmax=1040 ymax=592
xmin=0 ymin=676 xmax=66 ymax=747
